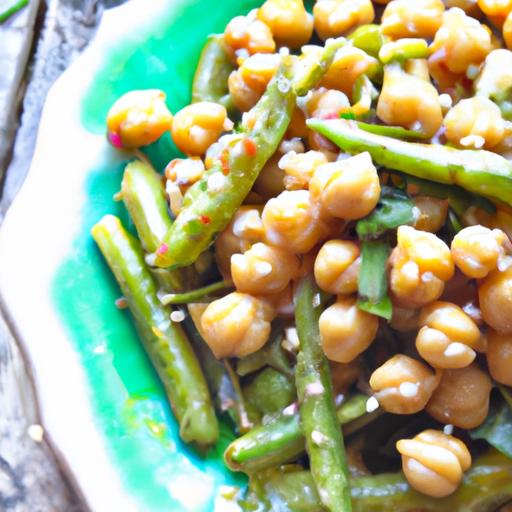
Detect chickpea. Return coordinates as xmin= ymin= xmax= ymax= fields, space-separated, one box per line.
xmin=370 ymin=355 xmax=441 ymax=415
xmin=215 ymin=206 xmax=264 ymax=278
xmin=390 ymin=226 xmax=454 ymax=309
xmin=228 ymin=53 xmax=280 ymax=112
xmin=171 ymin=102 xmax=230 ymax=156
xmin=224 ymin=16 xmax=276 ymax=56
xmin=253 ymin=152 xmax=286 ymax=199
xmin=228 ymin=70 xmax=261 ymax=112
xmin=231 ymin=242 xmax=300 ymax=295
xmin=377 ymin=64 xmax=443 ymax=138
xmin=487 ymin=330 xmax=512 ymax=385
xmin=477 ymin=0 xmax=512 ymax=18
xmin=314 ymin=240 xmax=361 ymax=295
xmin=321 ymin=46 xmax=380 ymax=100
xmin=451 ymin=225 xmax=507 ymax=278
xmin=106 ymin=89 xmax=173 ymax=149
xmin=286 ymin=107 xmax=308 ymax=139
xmin=165 ymin=157 xmax=205 ymax=192
xmin=416 ymin=301 xmax=481 ymax=369
xmin=404 ymin=59 xmax=431 ymax=82
xmin=444 ymin=0 xmax=481 ymax=17
xmin=262 ymin=190 xmax=338 ymax=253
xmin=427 ymin=364 xmax=492 ymax=428
xmin=238 ymin=53 xmax=281 ymax=93
xmin=429 ymin=8 xmax=491 ymax=90
xmin=381 ymin=0 xmax=445 ymax=39
xmin=260 ymin=281 xmax=296 ymax=318
xmin=396 ymin=430 xmax=471 ymax=498
xmin=413 ymin=196 xmax=449 ymax=233
xmin=201 ymin=292 xmax=275 ymax=358
xmin=279 ymin=150 xmax=329 ymax=190
xmin=319 ymin=296 xmax=378 ymax=363
xmin=307 ymin=88 xmax=351 ymax=120
xmin=479 ymin=267 xmax=512 ymax=333
xmin=444 ymin=97 xmax=505 ymax=149
xmin=313 ymin=0 xmax=375 ymax=40
xmin=257 ymin=0 xmax=314 ymax=48
xmin=475 ymin=49 xmax=512 ymax=101
xmin=331 ymin=359 xmax=362 ymax=395
xmin=504 ymin=11 xmax=512 ymax=48
xmin=307 ymin=130 xmax=339 ymax=161
xmin=164 ymin=157 xmax=205 ymax=216
xmin=309 ymin=152 xmax=381 ymax=220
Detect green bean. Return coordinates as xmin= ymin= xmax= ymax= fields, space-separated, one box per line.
xmin=120 ymin=159 xmax=198 ymax=291
xmin=379 ymin=39 xmax=429 ymax=65
xmin=347 ymin=24 xmax=385 ymax=58
xmin=295 ymin=276 xmax=351 ymax=512
xmin=307 ymin=118 xmax=512 ymax=205
xmin=402 ymin=174 xmax=496 ymax=217
xmin=192 ymin=34 xmax=235 ymax=111
xmin=225 ymin=394 xmax=378 ymax=473
xmin=236 ymin=320 xmax=292 ymax=378
xmin=158 ymin=279 xmax=232 ymax=305
xmin=156 ymin=40 xmax=346 ymax=269
xmin=91 ymin=215 xmax=218 ymax=446
xmin=243 ymin=368 xmax=296 ymax=418
xmin=246 ymin=450 xmax=512 ymax=512
xmin=356 ymin=121 xmax=427 ymax=140
xmin=155 ymin=57 xmax=295 ymax=269
xmin=293 ymin=37 xmax=346 ymax=96
xmin=180 ymin=313 xmax=239 ymax=425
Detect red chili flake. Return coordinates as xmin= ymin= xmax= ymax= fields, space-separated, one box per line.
xmin=243 ymin=137 xmax=257 ymax=157
xmin=199 ymin=215 xmax=211 ymax=225
xmin=220 ymin=150 xmax=230 ymax=175
xmin=157 ymin=243 xmax=169 ymax=255
xmin=108 ymin=131 xmax=123 ymax=149
xmin=321 ymin=112 xmax=340 ymax=121
xmin=115 ymin=297 xmax=128 ymax=309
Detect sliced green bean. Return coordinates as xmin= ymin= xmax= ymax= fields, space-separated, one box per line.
xmin=225 ymin=394 xmax=378 ymax=473
xmin=121 ymin=159 xmax=198 ymax=291
xmin=308 ymin=118 xmax=512 ymax=205
xmin=245 ymin=450 xmax=512 ymax=512
xmin=159 ymin=280 xmax=232 ymax=305
xmin=295 ymin=276 xmax=352 ymax=512
xmin=155 ymin=57 xmax=296 ymax=269
xmin=379 ymin=39 xmax=429 ymax=65
xmin=347 ymin=24 xmax=386 ymax=58
xmin=91 ymin=215 xmax=218 ymax=446
xmin=192 ymin=34 xmax=235 ymax=111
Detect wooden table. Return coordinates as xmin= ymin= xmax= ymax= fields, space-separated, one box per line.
xmin=0 ymin=1 xmax=123 ymax=509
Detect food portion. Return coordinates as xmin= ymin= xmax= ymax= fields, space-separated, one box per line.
xmin=96 ymin=0 xmax=512 ymax=510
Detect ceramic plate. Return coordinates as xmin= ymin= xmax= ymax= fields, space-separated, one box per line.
xmin=0 ymin=0 xmax=265 ymax=509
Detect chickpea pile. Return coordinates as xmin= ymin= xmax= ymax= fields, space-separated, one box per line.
xmin=105 ymin=0 xmax=512 ymax=502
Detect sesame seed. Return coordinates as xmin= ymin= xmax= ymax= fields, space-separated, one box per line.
xmin=255 ymin=261 xmax=273 ymax=276
xmin=304 ymin=382 xmax=325 ymax=397
xmin=444 ymin=342 xmax=467 ymax=357
xmin=170 ymin=310 xmax=186 ymax=323
xmin=366 ymin=396 xmax=380 ymax=413
xmin=443 ymin=424 xmax=454 ymax=436
xmin=399 ymin=382 xmax=419 ymax=398
xmin=115 ymin=297 xmax=128 ymax=309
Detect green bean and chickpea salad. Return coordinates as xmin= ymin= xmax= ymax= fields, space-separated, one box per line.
xmin=91 ymin=0 xmax=512 ymax=510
